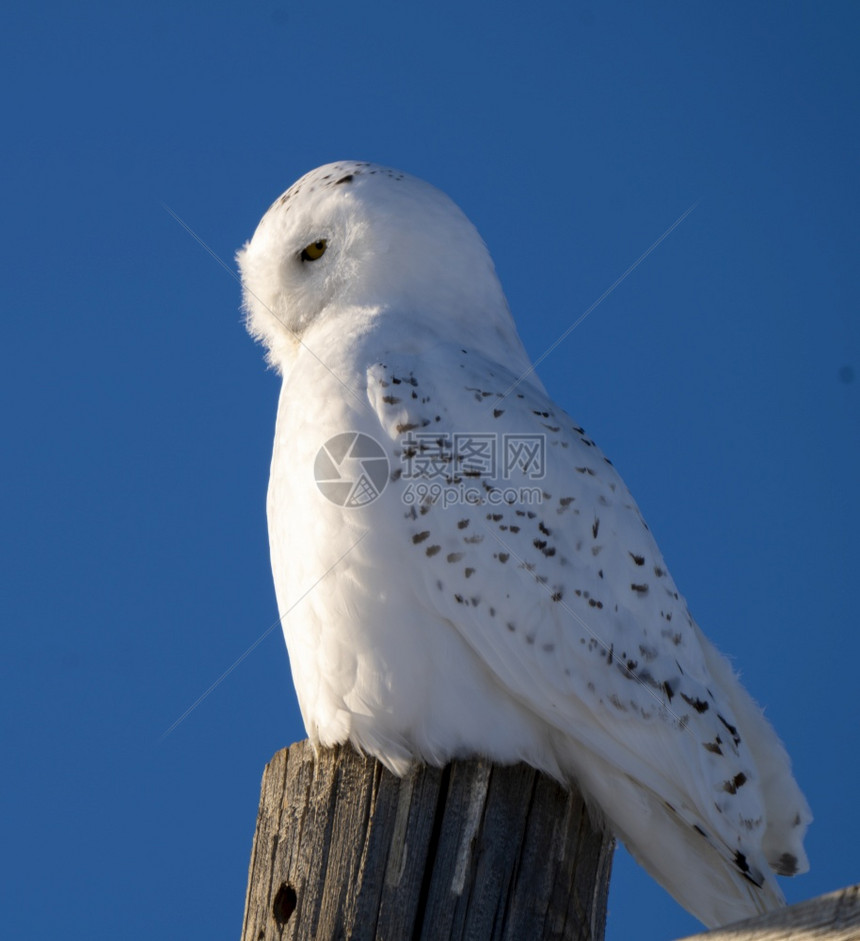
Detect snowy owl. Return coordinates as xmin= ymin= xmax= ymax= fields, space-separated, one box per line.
xmin=237 ymin=161 xmax=810 ymax=928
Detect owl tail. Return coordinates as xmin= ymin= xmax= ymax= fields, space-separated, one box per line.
xmin=569 ymin=751 xmax=785 ymax=929
xmin=694 ymin=627 xmax=812 ymax=881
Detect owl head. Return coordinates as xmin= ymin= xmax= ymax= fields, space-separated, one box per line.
xmin=237 ymin=162 xmax=517 ymax=373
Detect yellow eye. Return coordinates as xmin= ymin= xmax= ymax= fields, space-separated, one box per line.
xmin=300 ymin=239 xmax=327 ymax=262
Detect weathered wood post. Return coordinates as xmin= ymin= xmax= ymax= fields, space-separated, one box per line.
xmin=241 ymin=741 xmax=614 ymax=941
xmin=677 ymin=884 xmax=860 ymax=941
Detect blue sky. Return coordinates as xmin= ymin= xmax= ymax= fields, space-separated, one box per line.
xmin=2 ymin=3 xmax=858 ymax=938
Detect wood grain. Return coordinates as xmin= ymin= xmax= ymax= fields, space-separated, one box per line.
xmin=240 ymin=741 xmax=613 ymax=941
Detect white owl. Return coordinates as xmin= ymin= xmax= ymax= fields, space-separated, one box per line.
xmin=237 ymin=162 xmax=810 ymax=929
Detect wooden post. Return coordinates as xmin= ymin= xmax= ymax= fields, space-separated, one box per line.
xmin=677 ymin=883 xmax=860 ymax=941
xmin=241 ymin=741 xmax=614 ymax=941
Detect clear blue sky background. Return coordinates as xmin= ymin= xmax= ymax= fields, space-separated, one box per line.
xmin=2 ymin=3 xmax=858 ymax=939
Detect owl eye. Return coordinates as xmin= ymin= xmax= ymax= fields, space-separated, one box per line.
xmin=300 ymin=239 xmax=328 ymax=262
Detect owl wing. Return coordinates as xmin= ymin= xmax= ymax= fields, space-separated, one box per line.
xmin=365 ymin=343 xmax=810 ymax=927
